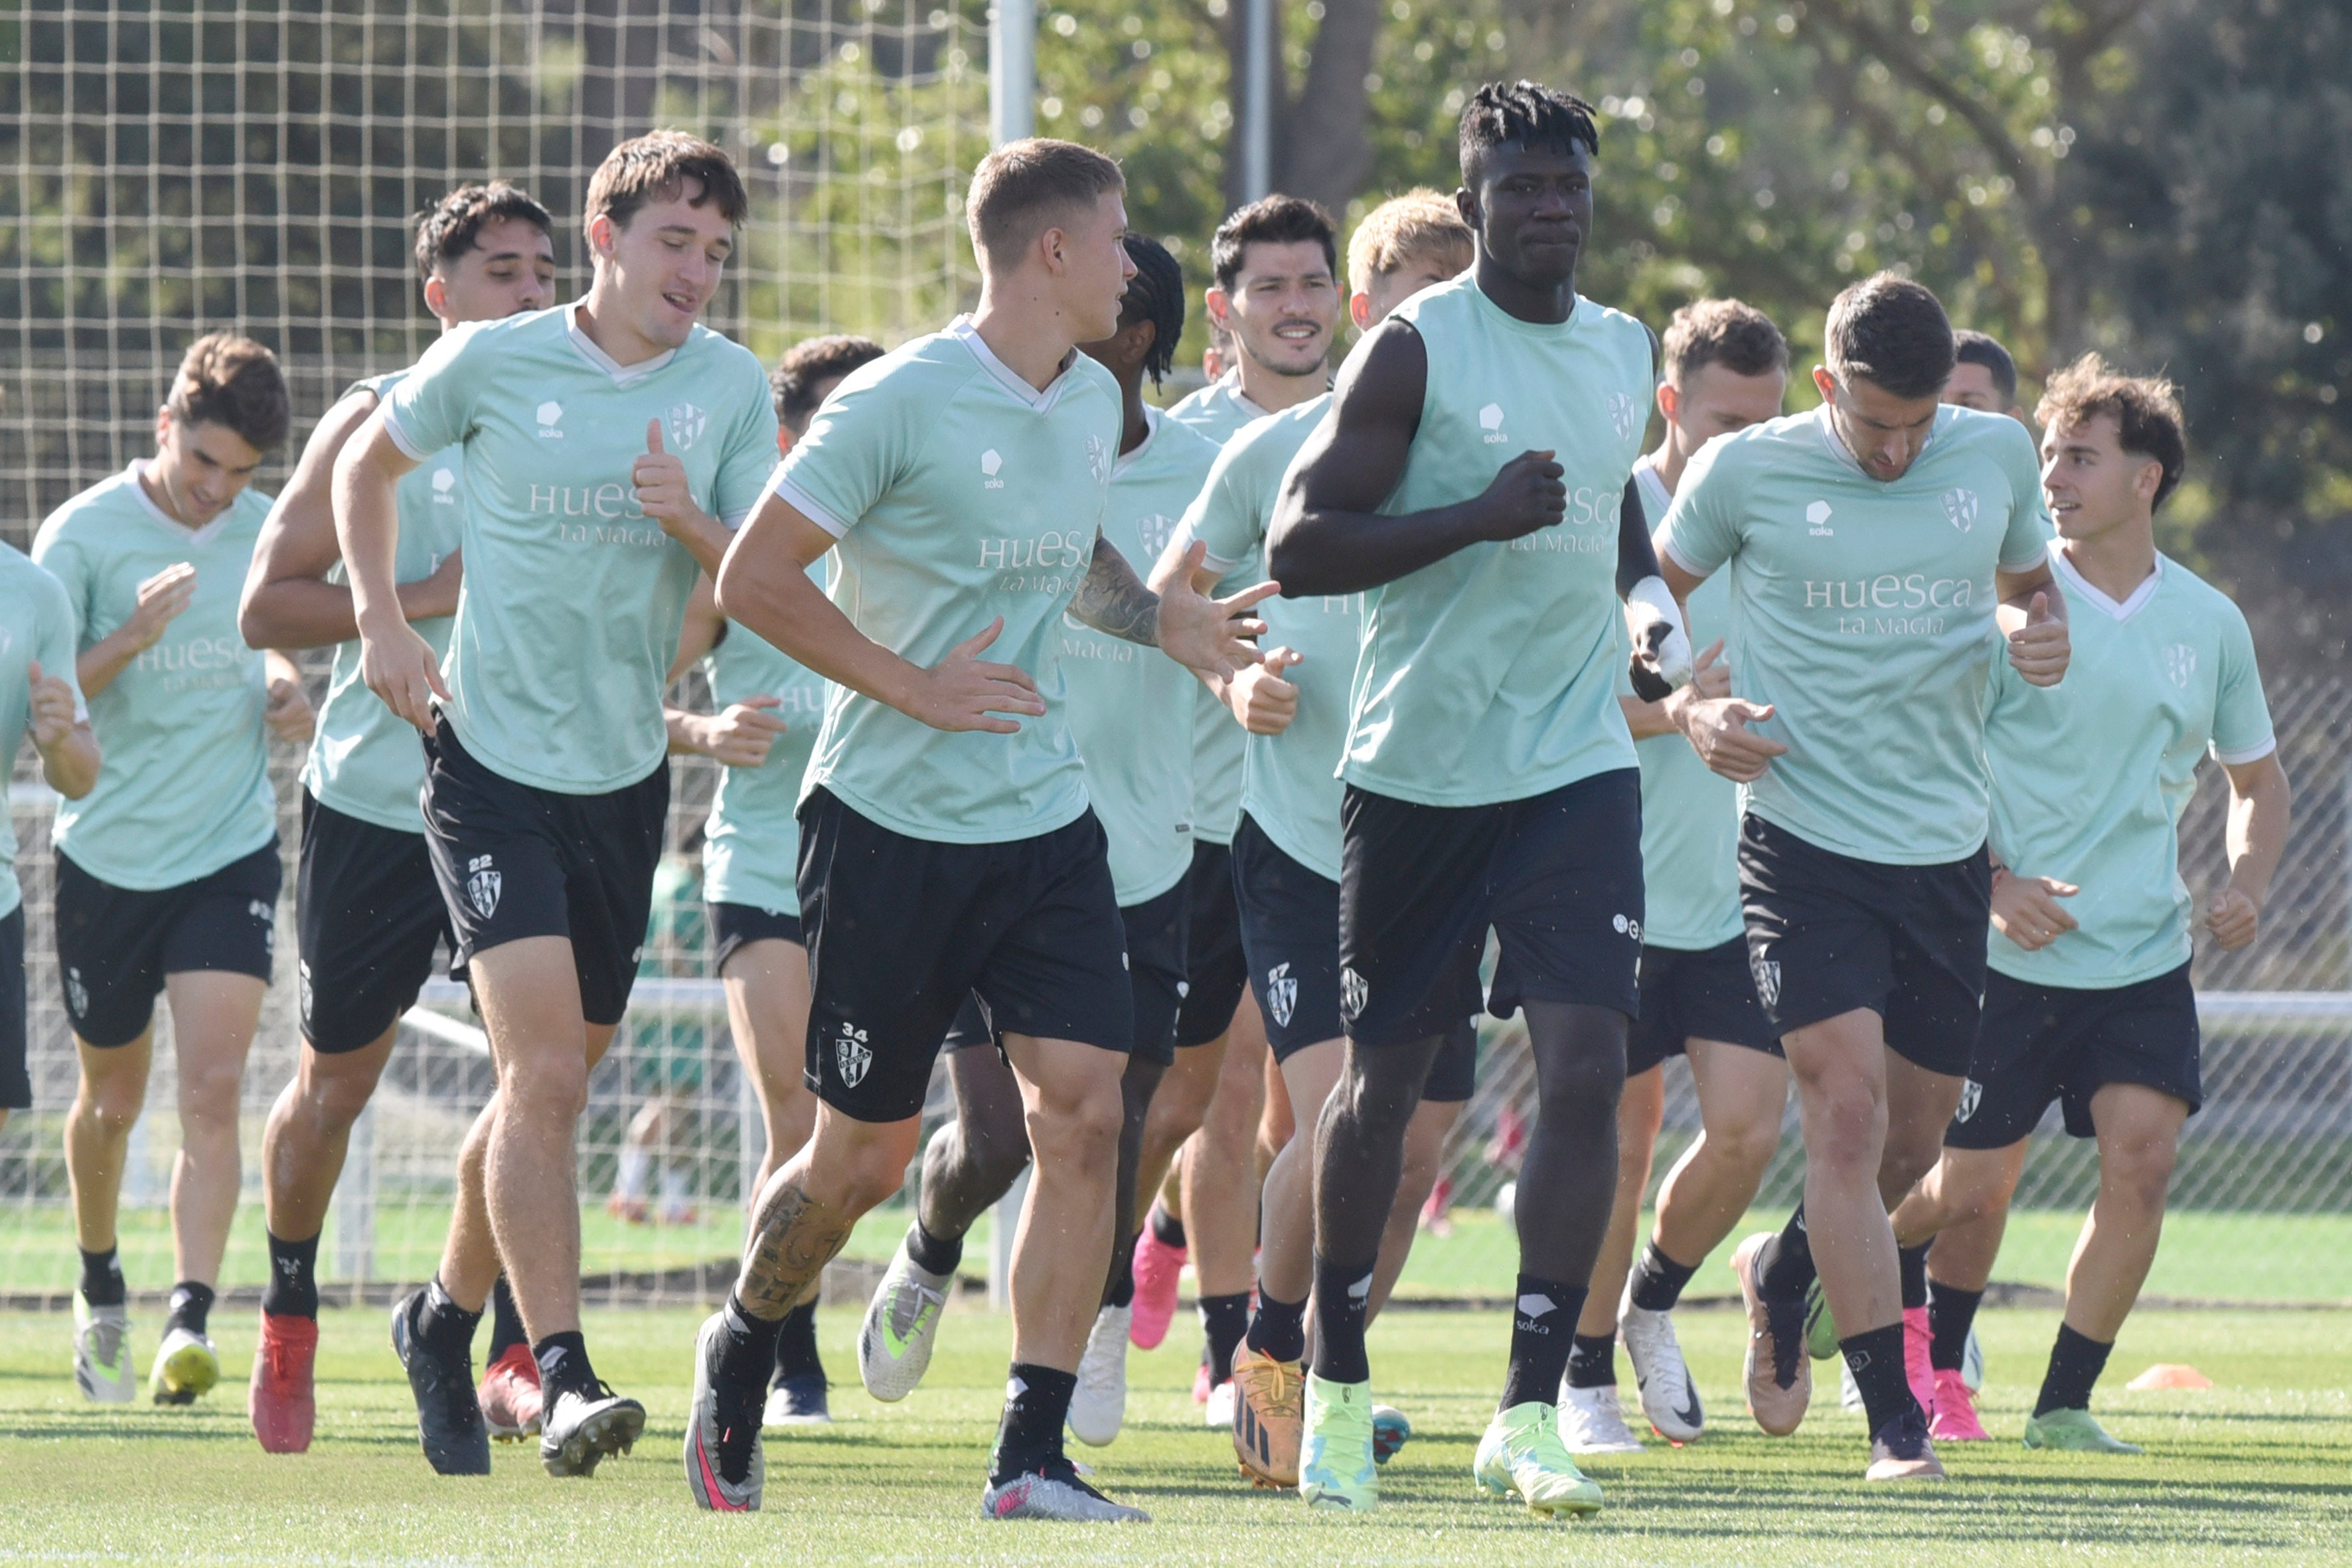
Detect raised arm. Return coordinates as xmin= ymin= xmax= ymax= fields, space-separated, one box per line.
xmin=1268 ymin=320 xmax=1566 ymax=596
xmin=27 ymin=661 xmax=100 ymax=799
xmin=332 ymin=406 xmax=438 ymax=730
xmin=1996 ymin=558 xmax=2069 ymax=688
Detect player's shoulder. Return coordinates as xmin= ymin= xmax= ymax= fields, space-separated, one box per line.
xmin=1224 ymin=395 xmax=1324 ymax=471
xmin=1696 ymin=410 xmax=1818 ymax=478
xmin=680 ymin=319 xmax=771 ymax=384
xmin=836 ymin=327 xmax=986 ymax=405
xmin=226 ymin=482 xmax=277 ymax=532
xmin=1166 ymin=376 xmax=1233 ymax=424
xmin=2153 ymin=552 xmax=2253 ymax=635
xmin=1936 ymin=404 xmax=2039 ymax=466
xmin=33 ymin=467 xmax=139 ymax=550
xmin=1148 ymin=402 xmax=1224 ymax=471
xmin=0 ymin=539 xmax=70 ymax=606
xmin=1383 ymin=272 xmax=1480 ymax=334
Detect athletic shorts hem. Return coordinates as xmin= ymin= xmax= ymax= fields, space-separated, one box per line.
xmin=708 ymin=902 xmax=805 ymax=975
xmin=54 ymin=842 xmax=282 ymax=1049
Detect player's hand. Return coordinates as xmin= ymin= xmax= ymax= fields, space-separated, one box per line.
xmin=903 ymin=618 xmax=1045 ymax=734
xmin=634 ymin=420 xmax=706 ymax=539
xmin=1466 ymin=450 xmax=1567 ymax=542
xmin=125 ymin=562 xmax=198 ymax=650
xmin=1675 ymin=696 xmax=1787 ymax=783
xmin=1684 ymin=639 xmax=1732 ymax=702
xmin=2007 ymin=591 xmax=2070 ymax=687
xmin=404 ymin=546 xmax=464 ymax=621
xmin=695 ymin=694 xmax=789 ymax=767
xmin=1157 ymin=542 xmax=1273 ymax=680
xmin=2206 ymin=886 xmax=2262 ymax=951
xmin=1990 ymin=866 xmax=2078 ymax=951
xmin=358 ymin=619 xmax=451 ymax=733
xmin=1223 ymin=646 xmax=1303 ymax=735
xmin=264 ymin=673 xmax=316 ymax=746
xmin=27 ymin=661 xmax=78 ymax=750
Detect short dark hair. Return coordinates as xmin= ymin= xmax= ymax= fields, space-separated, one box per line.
xmin=1952 ymin=329 xmax=2019 ymax=406
xmin=1825 ymin=272 xmax=1954 ymax=400
xmin=167 ymin=331 xmax=289 ymax=451
xmin=966 ymin=138 xmax=1126 ymax=268
xmin=1210 ymin=194 xmax=1338 ymax=293
xmin=2037 ymin=353 xmax=2189 ymax=509
xmin=414 ymin=182 xmax=554 ymax=280
xmin=771 ymin=335 xmax=886 ymax=430
xmin=1458 ymin=80 xmax=1600 ymax=180
xmin=586 ymin=129 xmax=748 ymax=232
xmin=1119 ymin=234 xmax=1186 ymax=386
xmin=1662 ymin=299 xmax=1788 ymax=384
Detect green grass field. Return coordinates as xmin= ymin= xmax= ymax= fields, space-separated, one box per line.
xmin=1 ymin=1302 xmax=2347 ymax=1565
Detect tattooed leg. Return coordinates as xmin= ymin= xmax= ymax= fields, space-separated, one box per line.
xmin=734 ymin=1105 xmax=923 ymax=1320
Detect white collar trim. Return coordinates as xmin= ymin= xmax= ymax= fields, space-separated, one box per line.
xmin=948 ymin=316 xmax=1075 ymax=412
xmin=123 ymin=462 xmax=231 ymax=545
xmin=2051 ymin=540 xmax=2163 ymax=622
xmin=1633 ymin=457 xmax=1672 ymax=520
xmin=563 ymin=301 xmax=678 ymax=384
xmin=1112 ymin=406 xmax=1160 ymax=479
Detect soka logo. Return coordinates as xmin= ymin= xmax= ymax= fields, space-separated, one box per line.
xmin=1264 ymin=963 xmax=1298 ymax=1029
xmin=834 ymin=1021 xmax=873 ymax=1087
xmin=465 ymin=854 xmax=502 ymax=919
xmin=1607 ymin=390 xmax=1639 ymax=442
xmin=980 ymin=449 xmax=1004 ymax=489
xmin=1941 ymin=487 xmax=1980 ymax=531
xmin=1751 ymin=953 xmax=1781 ymax=1011
xmin=665 ymin=402 xmax=707 ymax=451
xmin=431 ymin=467 xmax=457 ymax=503
xmin=534 ymin=401 xmax=564 ymax=437
xmin=2165 ymin=642 xmax=2198 ymax=689
xmin=1806 ymin=500 xmax=1834 ymax=536
xmin=1956 ymin=1078 xmax=1983 ymax=1123
xmin=1478 ymin=403 xmax=1507 ymax=444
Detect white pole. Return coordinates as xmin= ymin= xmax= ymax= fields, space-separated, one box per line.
xmin=990 ymin=0 xmax=1036 ymax=147
xmin=988 ymin=1165 xmax=1030 ymax=1311
xmin=1241 ymin=0 xmax=1274 ymax=199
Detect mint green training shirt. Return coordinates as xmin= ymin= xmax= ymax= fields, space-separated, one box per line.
xmin=0 ymin=546 xmax=86 ymax=919
xmin=1660 ymin=404 xmax=2052 ymax=866
xmin=700 ymin=564 xmax=830 ymax=919
xmin=384 ymin=302 xmax=779 ymax=795
xmin=773 ymin=317 xmax=1122 ymax=845
xmin=1167 ymin=374 xmax=1275 ymax=848
xmin=1343 ymin=275 xmax=1652 ymax=807
xmin=1178 ymin=395 xmax=1365 ymax=883
xmin=33 ymin=467 xmax=279 ymax=889
xmin=1984 ymin=544 xmax=2274 ymax=988
xmin=301 ymin=372 xmax=465 ymax=832
xmin=1059 ymin=408 xmax=1217 ymax=903
xmin=1622 ymin=461 xmax=1745 ymax=951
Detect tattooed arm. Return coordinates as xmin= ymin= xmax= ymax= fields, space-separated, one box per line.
xmin=1070 ymin=532 xmax=1279 ymax=680
xmin=1069 ymin=534 xmax=1162 ymax=646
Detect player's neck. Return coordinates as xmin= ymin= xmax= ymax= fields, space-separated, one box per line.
xmin=1230 ymin=351 xmax=1327 ymax=416
xmin=572 ymin=285 xmax=676 ymax=368
xmin=969 ymin=289 xmax=1079 ymax=392
xmin=2059 ymin=519 xmax=2157 ymax=603
xmin=1643 ymin=439 xmax=1686 ymax=496
xmin=133 ymin=460 xmax=198 ymax=531
xmin=1115 ymin=379 xmax=1150 ymax=455
xmin=1471 ymin=255 xmax=1576 ymax=325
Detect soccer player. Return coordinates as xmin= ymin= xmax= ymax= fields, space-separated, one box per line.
xmin=661 ymin=331 xmax=886 ymax=1427
xmin=1159 ymin=187 xmax=1474 ymax=1490
xmin=34 ymin=333 xmax=315 ymax=1407
xmin=852 ymin=234 xmax=1220 ymax=1448
xmin=1659 ymin=272 xmax=2069 ymax=1480
xmin=1561 ymin=299 xmax=1792 ymax=1454
xmin=236 ymin=181 xmax=556 ymax=1456
xmin=335 ymin=131 xmax=780 ymax=1478
xmin=1885 ymin=358 xmax=2288 ymax=1450
xmin=681 ymin=140 xmax=1269 ymax=1521
xmin=1944 ymin=330 xmax=2028 ymax=422
xmin=1268 ymin=82 xmax=1691 ymax=1515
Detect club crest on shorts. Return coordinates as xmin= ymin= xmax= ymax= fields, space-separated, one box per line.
xmin=1265 ymin=962 xmax=1297 ymax=1029
xmin=2165 ymin=642 xmax=2197 ymax=689
xmin=1956 ymin=1078 xmax=1983 ymax=1123
xmin=65 ymin=966 xmax=88 ymax=1019
xmin=298 ymin=961 xmax=313 ymax=1024
xmin=1940 ymin=487 xmax=1979 ymax=531
xmin=1340 ymin=965 xmax=1369 ymax=1022
xmin=465 ymin=854 xmax=502 ymax=919
xmin=835 ymin=1022 xmax=872 ymax=1088
xmin=1751 ymin=953 xmax=1781 ymax=1011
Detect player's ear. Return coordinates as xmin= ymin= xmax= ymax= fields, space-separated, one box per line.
xmin=1203 ymin=285 xmax=1229 ymax=327
xmin=1810 ymin=365 xmax=1838 ymax=406
xmin=1350 ymin=292 xmax=1372 ymax=332
xmin=1655 ymin=380 xmax=1678 ymax=424
xmin=422 ymin=273 xmax=449 ymax=321
xmin=587 ymin=212 xmax=617 ymax=262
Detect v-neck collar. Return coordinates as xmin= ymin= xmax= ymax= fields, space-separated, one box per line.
xmin=2051 ymin=540 xmax=2163 ymax=623
xmin=563 ymin=301 xmax=678 ymax=385
xmin=949 ymin=316 xmax=1077 ymax=413
xmin=1112 ymin=406 xmax=1162 ymax=480
xmin=123 ymin=463 xmax=232 ymax=546
xmin=1633 ymin=457 xmax=1672 ymax=521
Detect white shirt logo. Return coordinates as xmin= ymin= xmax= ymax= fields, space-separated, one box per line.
xmin=2165 ymin=643 xmax=2197 ymax=689
xmin=1806 ymin=500 xmax=1834 ymax=536
xmin=835 ymin=1022 xmax=873 ymax=1087
xmin=1478 ymin=403 xmax=1507 ymax=444
xmin=1607 ymin=391 xmax=1638 ymax=442
xmin=666 ymin=403 xmax=708 ymax=451
xmin=431 ymin=468 xmax=457 ymax=502
xmin=1941 ymin=488 xmax=1980 ymax=531
xmin=1264 ymin=963 xmax=1298 ymax=1030
xmin=980 ymin=449 xmax=1004 ymax=489
xmin=535 ymin=402 xmax=564 ymax=437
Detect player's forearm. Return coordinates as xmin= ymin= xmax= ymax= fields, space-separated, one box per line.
xmin=1620 ymin=692 xmax=1675 ymax=740
xmin=38 ymin=722 xmax=101 ymax=799
xmin=332 ymin=435 xmax=414 ymax=637
xmin=75 ymin=627 xmax=147 ymax=698
xmin=240 ymin=572 xmax=451 ymax=651
xmin=1614 ymin=481 xmax=1662 ymax=599
xmin=720 ymin=550 xmax=923 ymax=715
xmin=1267 ymin=501 xmax=1486 ymax=597
xmin=1069 ymin=537 xmax=1160 ymax=647
xmin=665 ymin=507 xmax=734 ymax=580
xmin=2224 ymin=759 xmax=2293 ymax=908
xmin=665 ymin=704 xmax=713 ymax=757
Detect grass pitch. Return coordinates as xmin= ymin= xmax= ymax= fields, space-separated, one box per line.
xmin=1 ymin=1302 xmax=2348 ymax=1565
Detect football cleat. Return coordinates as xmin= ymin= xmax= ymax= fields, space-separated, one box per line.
xmin=1297 ymin=1373 xmax=1378 ymax=1512
xmin=981 ymin=1459 xmax=1149 ymax=1522
xmin=1558 ymin=1383 xmax=1645 ymax=1454
xmin=248 ymin=1310 xmax=318 ymax=1452
xmin=684 ymin=1312 xmax=763 ymax=1511
xmin=1067 ymin=1304 xmax=1131 ymax=1447
xmin=1127 ymin=1225 xmax=1186 ymax=1351
xmin=765 ymin=1372 xmax=832 ymax=1426
xmin=73 ymin=1297 xmax=137 ymax=1405
xmin=540 ymin=1382 xmax=645 ymax=1478
xmin=150 ymin=1324 xmax=220 ymax=1406
xmin=477 ymin=1342 xmax=544 ymax=1440
xmin=1617 ymin=1281 xmax=1703 ymax=1442
xmin=856 ymin=1241 xmax=951 ymax=1402
xmin=2023 ymin=1407 xmax=2143 ymax=1454
xmin=1229 ymin=1344 xmax=1303 ymax=1488
xmin=1865 ymin=1406 xmax=1946 ymax=1480
xmin=1929 ymin=1368 xmax=1990 ymax=1442
xmin=1732 ymin=1233 xmax=1811 ymax=1436
xmin=390 ymin=1289 xmax=490 ymax=1476
xmin=1474 ymin=1401 xmax=1606 ymax=1516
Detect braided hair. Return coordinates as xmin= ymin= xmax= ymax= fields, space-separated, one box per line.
xmin=1119 ymin=233 xmax=1186 ymax=387
xmin=1458 ymin=80 xmax=1600 ymax=178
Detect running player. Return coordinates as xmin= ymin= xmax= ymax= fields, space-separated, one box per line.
xmin=1159 ymin=187 xmax=1474 ymax=1490
xmin=1561 ymin=299 xmax=1792 ymax=1454
xmin=1269 ymin=82 xmax=1692 ymax=1515
xmin=681 ymin=141 xmax=1270 ymax=1520
xmin=664 ymin=331 xmax=886 ymax=1427
xmin=236 ymin=181 xmax=556 ymax=1457
xmin=852 ymin=234 xmax=1219 ymax=1448
xmin=1944 ymin=330 xmax=2028 ymax=422
xmin=33 ymin=333 xmax=314 ymax=1407
xmin=335 ymin=131 xmax=779 ymax=1479
xmin=1886 ymin=357 xmax=2288 ymax=1450
xmin=1660 ymin=272 xmax=2069 ymax=1480
xmin=1132 ymin=193 xmax=1342 ymax=1379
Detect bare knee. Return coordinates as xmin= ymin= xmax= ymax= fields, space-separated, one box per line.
xmin=76 ymin=1062 xmax=146 ymax=1133
xmin=177 ymin=1058 xmax=246 ymax=1129
xmin=1705 ymin=1109 xmax=1784 ymax=1180
xmin=2100 ymin=1137 xmax=2177 ymax=1214
xmin=935 ymin=1104 xmax=1032 ymax=1197
xmin=299 ymin=1054 xmax=384 ymax=1133
xmin=1028 ymin=1077 xmax=1124 ymax=1173
xmin=501 ymin=1052 xmax=589 ymax=1123
xmin=1798 ymin=1077 xmax=1884 ymax=1175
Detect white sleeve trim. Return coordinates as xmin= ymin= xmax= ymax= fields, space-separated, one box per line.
xmin=2211 ymin=734 xmax=2278 ymax=766
xmin=770 ymin=475 xmax=848 ymax=539
xmin=1659 ymin=534 xmax=1710 ymax=579
xmin=379 ymin=406 xmax=431 ymax=463
xmin=1197 ymin=546 xmax=1243 ymax=575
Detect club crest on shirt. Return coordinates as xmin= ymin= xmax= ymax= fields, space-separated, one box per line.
xmin=1750 ymin=953 xmax=1780 ymax=1011
xmin=1265 ymin=963 xmax=1298 ymax=1029
xmin=665 ymin=403 xmax=707 ymax=451
xmin=1134 ymin=512 xmax=1180 ymax=563
xmin=1607 ymin=391 xmax=1639 ymax=442
xmin=835 ymin=1022 xmax=872 ymax=1088
xmin=1085 ymin=433 xmax=1109 ymax=483
xmin=1956 ymin=1078 xmax=1983 ymax=1123
xmin=465 ymin=854 xmax=502 ymax=919
xmin=1941 ymin=488 xmax=1979 ymax=531
xmin=2165 ymin=643 xmax=2197 ymax=690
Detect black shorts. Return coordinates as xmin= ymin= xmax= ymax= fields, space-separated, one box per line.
xmin=942 ymin=876 xmax=1191 ymax=1068
xmin=798 ymin=789 xmax=1132 ymax=1123
xmin=54 ymin=841 xmax=281 ymax=1049
xmin=1627 ymin=937 xmax=1781 ymax=1076
xmin=297 ymin=793 xmax=454 ymax=1055
xmin=1736 ymin=815 xmax=1991 ymax=1078
xmin=1946 ymin=964 xmax=2201 ymax=1148
xmin=421 ymin=719 xmax=668 ymax=1030
xmin=1340 ymin=769 xmax=1644 ymax=1051
xmin=0 ymin=905 xmax=29 ymax=1111
xmin=708 ymin=902 xmax=805 ymax=974
xmin=1173 ymin=839 xmax=1249 ymax=1047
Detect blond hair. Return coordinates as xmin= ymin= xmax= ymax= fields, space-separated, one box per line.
xmin=1346 ymin=189 xmax=1474 ymax=295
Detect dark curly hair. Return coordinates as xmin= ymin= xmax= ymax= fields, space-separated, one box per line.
xmin=1119 ymin=234 xmax=1186 ymax=386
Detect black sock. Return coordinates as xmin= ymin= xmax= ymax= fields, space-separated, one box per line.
xmin=1499 ymin=1276 xmax=1583 ymax=1409
xmin=418 ymin=1277 xmax=483 ymax=1362
xmin=905 ymin=1218 xmax=963 ymax=1279
xmin=774 ymin=1299 xmax=824 ymax=1384
xmin=78 ymin=1246 xmax=125 ymax=1308
xmin=1897 ymin=1243 xmax=1931 ymax=1312
xmin=1565 ymin=1332 xmax=1617 ymax=1389
xmin=534 ymin=1330 xmax=598 ymax=1401
xmin=1106 ymin=1260 xmax=1137 ymax=1310
xmin=1927 ymin=1278 xmax=1983 ymax=1372
xmin=1757 ymin=1205 xmax=1816 ymax=1302
xmin=1200 ymin=1291 xmax=1253 ymax=1381
xmin=262 ymin=1231 xmax=320 ymax=1319
xmin=1628 ymin=1241 xmax=1699 ymax=1312
xmin=1240 ymin=1289 xmax=1304 ymax=1365
xmin=2034 ymin=1323 xmax=2114 ymax=1417
xmin=988 ymin=1362 xmax=1077 ymax=1484
xmin=1148 ymin=1202 xmax=1186 ymax=1251
xmin=1309 ymin=1255 xmax=1375 ymax=1385
xmin=1842 ymin=1323 xmax=1918 ymax=1434
xmin=487 ymin=1275 xmax=528 ymax=1362
xmin=164 ymin=1281 xmax=215 ymax=1338
xmin=716 ymin=1294 xmax=785 ymax=1387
